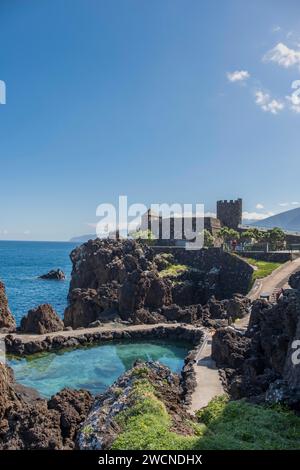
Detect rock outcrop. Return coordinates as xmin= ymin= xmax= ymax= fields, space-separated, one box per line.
xmin=39 ymin=269 xmax=65 ymax=280
xmin=289 ymin=271 xmax=300 ymax=290
xmin=48 ymin=388 xmax=94 ymax=446
xmin=20 ymin=304 xmax=64 ymax=334
xmin=0 ymin=363 xmax=93 ymax=449
xmin=212 ymin=271 xmax=300 ymax=408
xmin=77 ymin=361 xmax=195 ymax=450
xmin=64 ymin=239 xmax=253 ymax=328
xmin=0 ymin=280 xmax=16 ymax=332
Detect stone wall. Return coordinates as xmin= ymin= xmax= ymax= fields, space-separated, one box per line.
xmin=4 ymin=324 xmax=204 ymax=356
xmin=238 ymin=251 xmax=292 ymax=263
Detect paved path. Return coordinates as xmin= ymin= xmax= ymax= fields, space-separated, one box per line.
xmin=189 ymin=333 xmax=224 ymax=414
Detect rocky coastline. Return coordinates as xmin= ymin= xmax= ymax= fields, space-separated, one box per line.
xmin=212 ymin=273 xmax=300 ymax=410
xmin=1 ymin=239 xmax=300 ymax=449
xmin=64 ymin=239 xmax=253 ymax=328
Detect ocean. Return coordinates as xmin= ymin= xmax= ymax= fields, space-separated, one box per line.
xmin=0 ymin=241 xmax=79 ymax=325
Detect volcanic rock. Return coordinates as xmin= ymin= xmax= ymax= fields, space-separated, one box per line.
xmin=212 ymin=286 xmax=300 ymax=406
xmin=289 ymin=270 xmax=300 ymax=290
xmin=20 ymin=304 xmax=64 ymax=334
xmin=48 ymin=388 xmax=94 ymax=444
xmin=64 ymin=239 xmax=253 ymax=328
xmin=77 ymin=361 xmax=195 ymax=450
xmin=0 ymin=363 xmax=94 ymax=449
xmin=39 ymin=269 xmax=65 ymax=280
xmin=0 ymin=280 xmax=16 ymax=332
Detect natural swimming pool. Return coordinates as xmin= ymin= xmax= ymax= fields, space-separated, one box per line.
xmin=8 ymin=340 xmax=189 ymax=398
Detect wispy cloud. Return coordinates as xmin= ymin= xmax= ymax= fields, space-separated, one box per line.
xmin=278 ymin=202 xmax=300 ymax=208
xmin=286 ymin=91 xmax=300 ymax=113
xmin=255 ymin=203 xmax=264 ymax=209
xmin=255 ymin=90 xmax=284 ymax=114
xmin=227 ymin=70 xmax=250 ymax=83
xmin=263 ymin=42 xmax=300 ymax=68
xmin=204 ymin=211 xmax=217 ymax=218
xmin=243 ymin=211 xmax=274 ymax=221
xmin=272 ymin=25 xmax=281 ymax=33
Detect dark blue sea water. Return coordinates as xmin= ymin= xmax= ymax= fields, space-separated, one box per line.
xmin=0 ymin=241 xmax=79 ymax=325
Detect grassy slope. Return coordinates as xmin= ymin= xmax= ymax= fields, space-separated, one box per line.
xmin=158 ymin=264 xmax=188 ymax=278
xmin=241 ymin=257 xmax=283 ymax=281
xmin=111 ymin=382 xmax=300 ymax=450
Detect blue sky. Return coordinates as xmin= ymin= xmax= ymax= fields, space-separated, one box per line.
xmin=0 ymin=0 xmax=300 ymax=241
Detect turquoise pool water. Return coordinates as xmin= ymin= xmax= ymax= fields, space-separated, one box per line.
xmin=8 ymin=340 xmax=189 ymax=398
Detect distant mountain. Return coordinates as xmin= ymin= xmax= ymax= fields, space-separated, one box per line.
xmin=250 ymin=207 xmax=300 ymax=232
xmin=69 ymin=234 xmax=97 ymax=243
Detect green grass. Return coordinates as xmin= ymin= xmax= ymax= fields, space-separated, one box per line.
xmin=195 ymin=396 xmax=300 ymax=450
xmin=111 ymin=378 xmax=198 ymax=450
xmin=111 ymin=385 xmax=300 ymax=450
xmin=242 ymin=257 xmax=283 ymax=281
xmin=158 ymin=263 xmax=189 ymax=278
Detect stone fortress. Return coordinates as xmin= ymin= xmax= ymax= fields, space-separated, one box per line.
xmin=141 ymin=198 xmax=243 ymax=242
xmin=216 ymin=198 xmax=242 ymax=230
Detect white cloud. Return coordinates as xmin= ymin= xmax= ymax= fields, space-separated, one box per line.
xmin=243 ymin=211 xmax=274 ymax=221
xmin=263 ymin=42 xmax=300 ymax=68
xmin=205 ymin=212 xmax=217 ymax=218
xmin=278 ymin=202 xmax=300 ymax=207
xmin=286 ymin=91 xmax=300 ymax=113
xmin=256 ymin=203 xmax=264 ymax=209
xmin=255 ymin=90 xmax=284 ymax=114
xmin=227 ymin=70 xmax=250 ymax=83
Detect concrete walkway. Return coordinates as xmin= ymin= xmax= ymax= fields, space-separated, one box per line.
xmin=0 ymin=322 xmax=197 ymax=343
xmin=189 ymin=333 xmax=224 ymax=414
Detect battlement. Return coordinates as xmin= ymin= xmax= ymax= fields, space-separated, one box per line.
xmin=217 ymin=198 xmax=242 ymax=229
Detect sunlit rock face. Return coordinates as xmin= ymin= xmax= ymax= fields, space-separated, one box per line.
xmin=0 ymin=280 xmax=16 ymax=332
xmin=64 ymin=239 xmax=253 ymax=328
xmin=20 ymin=304 xmax=64 ymax=334
xmin=212 ymin=271 xmax=300 ymax=408
xmin=0 ymin=362 xmax=94 ymax=450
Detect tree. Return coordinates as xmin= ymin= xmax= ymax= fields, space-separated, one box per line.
xmin=131 ymin=229 xmax=155 ymax=242
xmin=217 ymin=227 xmax=240 ymax=243
xmin=203 ymin=229 xmax=214 ymax=247
xmin=240 ymin=230 xmax=256 ymax=243
xmin=266 ymin=227 xmax=285 ymax=251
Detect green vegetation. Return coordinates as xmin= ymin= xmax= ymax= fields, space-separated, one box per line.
xmin=111 ymin=379 xmax=197 ymax=450
xmin=131 ymin=229 xmax=155 ymax=244
xmin=132 ymin=366 xmax=150 ymax=377
xmin=218 ymin=226 xmax=286 ymax=251
xmin=111 ymin=383 xmax=300 ymax=450
xmin=243 ymin=257 xmax=283 ymax=280
xmin=158 ymin=263 xmax=189 ymax=278
xmin=203 ymin=229 xmax=215 ymax=247
xmin=82 ymin=424 xmax=93 ymax=436
xmin=217 ymin=227 xmax=240 ymax=243
xmin=194 ymin=396 xmax=300 ymax=450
